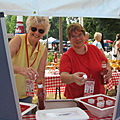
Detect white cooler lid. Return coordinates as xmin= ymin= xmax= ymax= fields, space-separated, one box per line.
xmin=36 ymin=107 xmax=89 ymax=120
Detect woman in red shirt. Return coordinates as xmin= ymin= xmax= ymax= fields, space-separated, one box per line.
xmin=60 ymin=23 xmax=112 ymax=100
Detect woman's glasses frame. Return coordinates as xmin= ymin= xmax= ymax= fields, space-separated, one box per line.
xmin=71 ymin=33 xmax=83 ymax=39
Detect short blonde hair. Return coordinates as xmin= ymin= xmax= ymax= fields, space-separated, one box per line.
xmin=67 ymin=23 xmax=85 ymax=40
xmin=94 ymin=32 xmax=102 ymax=40
xmin=26 ymin=16 xmax=50 ymax=35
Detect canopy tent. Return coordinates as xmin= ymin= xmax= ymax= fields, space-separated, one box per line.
xmin=0 ymin=1 xmax=120 ymax=120
xmin=52 ymin=39 xmax=67 ymax=52
xmin=52 ymin=39 xmax=67 ymax=44
xmin=0 ymin=0 xmax=120 ymax=18
xmin=39 ymin=39 xmax=44 ymax=44
xmin=44 ymin=37 xmax=56 ymax=44
xmin=104 ymin=39 xmax=113 ymax=43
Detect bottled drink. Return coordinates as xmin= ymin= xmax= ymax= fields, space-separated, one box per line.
xmin=38 ymin=82 xmax=45 ymax=110
xmin=100 ymin=61 xmax=109 ymax=85
xmin=54 ymin=52 xmax=57 ymax=63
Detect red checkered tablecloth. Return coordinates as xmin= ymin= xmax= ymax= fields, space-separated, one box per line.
xmin=34 ymin=71 xmax=120 ymax=94
xmin=22 ymin=110 xmax=113 ymax=120
xmin=34 ymin=70 xmax=66 ymax=94
xmin=106 ymin=72 xmax=120 ymax=91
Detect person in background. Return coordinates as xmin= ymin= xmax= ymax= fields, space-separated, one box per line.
xmin=60 ymin=23 xmax=112 ymax=108
xmin=112 ymin=33 xmax=120 ymax=60
xmin=9 ymin=16 xmax=50 ymax=104
xmin=93 ymin=32 xmax=104 ymax=54
xmin=100 ymin=33 xmax=105 ymax=51
xmin=85 ymin=32 xmax=89 ymax=45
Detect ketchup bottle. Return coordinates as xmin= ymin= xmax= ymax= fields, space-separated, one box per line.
xmin=54 ymin=52 xmax=57 ymax=63
xmin=38 ymin=82 xmax=45 ymax=110
xmin=100 ymin=61 xmax=109 ymax=85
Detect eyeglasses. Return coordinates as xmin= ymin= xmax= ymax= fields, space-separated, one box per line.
xmin=71 ymin=33 xmax=83 ymax=39
xmin=31 ymin=27 xmax=44 ymax=34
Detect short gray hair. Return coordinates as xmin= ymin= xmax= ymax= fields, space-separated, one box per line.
xmin=26 ymin=16 xmax=50 ymax=35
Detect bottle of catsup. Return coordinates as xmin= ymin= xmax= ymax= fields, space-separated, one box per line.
xmin=100 ymin=61 xmax=109 ymax=85
xmin=38 ymin=81 xmax=45 ymax=110
xmin=54 ymin=52 xmax=57 ymax=63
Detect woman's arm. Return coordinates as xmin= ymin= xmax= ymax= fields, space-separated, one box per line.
xmin=9 ymin=35 xmax=23 ymax=75
xmin=106 ymin=61 xmax=112 ymax=80
xmin=36 ymin=47 xmax=48 ymax=85
xmin=117 ymin=41 xmax=120 ymax=48
xmin=60 ymin=72 xmax=74 ymax=84
xmin=9 ymin=35 xmax=39 ymax=79
xmin=60 ymin=71 xmax=87 ymax=86
xmin=9 ymin=35 xmax=21 ymax=58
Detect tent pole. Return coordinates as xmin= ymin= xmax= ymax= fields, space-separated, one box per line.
xmin=79 ymin=17 xmax=83 ymax=26
xmin=46 ymin=33 xmax=48 ymax=49
xmin=59 ymin=17 xmax=63 ymax=55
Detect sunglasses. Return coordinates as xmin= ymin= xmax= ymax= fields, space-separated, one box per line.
xmin=31 ymin=27 xmax=44 ymax=34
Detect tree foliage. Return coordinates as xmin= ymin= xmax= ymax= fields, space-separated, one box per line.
xmin=83 ymin=17 xmax=120 ymax=41
xmin=48 ymin=17 xmax=68 ymax=41
xmin=23 ymin=16 xmax=28 ymax=33
xmin=9 ymin=15 xmax=17 ymax=34
xmin=5 ymin=15 xmax=120 ymax=41
xmin=48 ymin=17 xmax=59 ymax=39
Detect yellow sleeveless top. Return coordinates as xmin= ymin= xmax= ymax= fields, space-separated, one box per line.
xmin=12 ymin=34 xmax=46 ymax=99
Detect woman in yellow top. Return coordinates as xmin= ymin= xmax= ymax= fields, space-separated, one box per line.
xmin=9 ymin=16 xmax=50 ymax=104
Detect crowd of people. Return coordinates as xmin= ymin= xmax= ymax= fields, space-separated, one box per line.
xmin=9 ymin=17 xmax=118 ymax=110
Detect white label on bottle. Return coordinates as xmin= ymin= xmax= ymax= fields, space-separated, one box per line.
xmin=26 ymin=79 xmax=34 ymax=97
xmin=102 ymin=64 xmax=106 ymax=68
xmin=38 ymin=84 xmax=43 ymax=88
xmin=84 ymin=80 xmax=95 ymax=96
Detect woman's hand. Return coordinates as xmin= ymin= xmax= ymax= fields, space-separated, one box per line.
xmin=73 ymin=72 xmax=87 ymax=86
xmin=21 ymin=67 xmax=39 ymax=80
xmin=106 ymin=61 xmax=112 ymax=81
xmin=106 ymin=68 xmax=112 ymax=80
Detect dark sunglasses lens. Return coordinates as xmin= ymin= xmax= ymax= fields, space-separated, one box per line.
xmin=39 ymin=29 xmax=44 ymax=34
xmin=31 ymin=27 xmax=37 ymax=32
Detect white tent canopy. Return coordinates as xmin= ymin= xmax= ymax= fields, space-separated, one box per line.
xmin=0 ymin=0 xmax=120 ymax=18
xmin=0 ymin=1 xmax=120 ymax=120
xmin=44 ymin=37 xmax=56 ymax=44
xmin=39 ymin=39 xmax=44 ymax=44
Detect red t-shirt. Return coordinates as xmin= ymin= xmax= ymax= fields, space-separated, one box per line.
xmin=60 ymin=45 xmax=108 ymax=99
xmin=85 ymin=41 xmax=88 ymax=45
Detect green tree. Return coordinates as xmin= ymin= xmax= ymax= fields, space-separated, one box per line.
xmin=23 ymin=16 xmax=28 ymax=33
xmin=48 ymin=17 xmax=59 ymax=39
xmin=5 ymin=15 xmax=12 ymax=33
xmin=9 ymin=15 xmax=17 ymax=34
xmin=83 ymin=17 xmax=120 ymax=41
xmin=83 ymin=17 xmax=95 ymax=39
xmin=48 ymin=17 xmax=68 ymax=41
xmin=62 ymin=17 xmax=68 ymax=41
